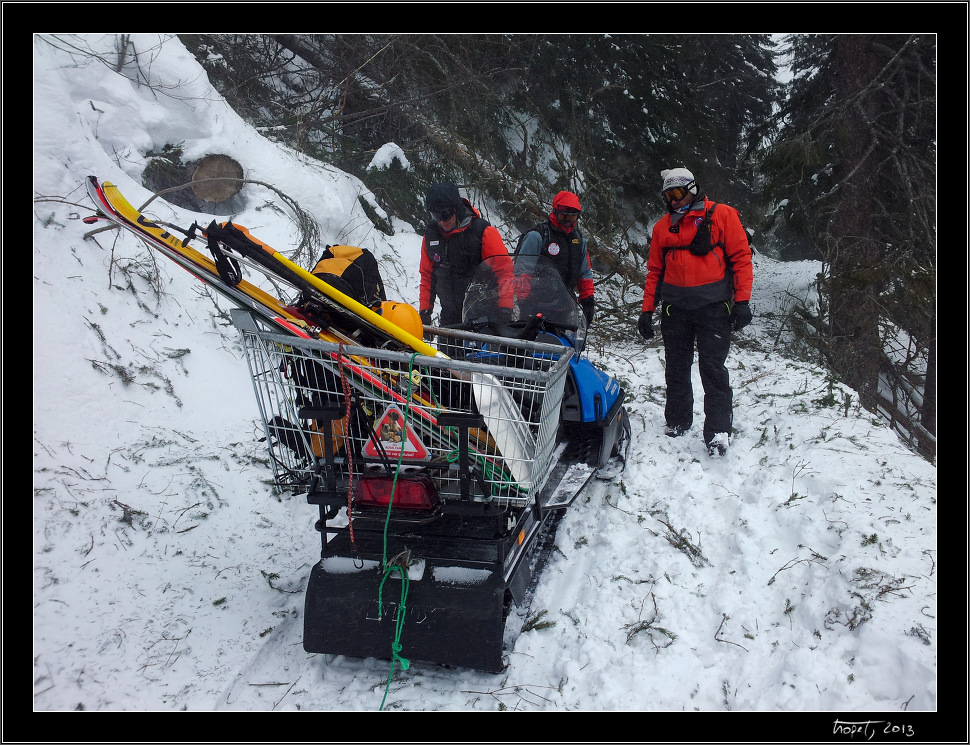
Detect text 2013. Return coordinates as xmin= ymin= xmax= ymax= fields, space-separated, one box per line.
xmin=833 ymin=720 xmax=915 ymax=739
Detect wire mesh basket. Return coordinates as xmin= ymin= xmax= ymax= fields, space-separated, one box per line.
xmin=231 ymin=310 xmax=573 ymax=507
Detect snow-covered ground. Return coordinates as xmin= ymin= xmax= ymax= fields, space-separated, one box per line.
xmin=32 ymin=34 xmax=938 ymax=728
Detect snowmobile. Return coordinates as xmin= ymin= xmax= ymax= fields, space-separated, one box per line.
xmin=81 ymin=176 xmax=629 ymax=674
xmin=282 ymin=255 xmax=630 ymax=674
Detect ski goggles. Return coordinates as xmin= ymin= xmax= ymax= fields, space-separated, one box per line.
xmin=662 ymin=186 xmax=691 ymax=203
xmin=662 ymin=180 xmax=698 ymax=203
xmin=430 ymin=207 xmax=456 ymax=222
xmin=554 ymin=208 xmax=581 ymax=225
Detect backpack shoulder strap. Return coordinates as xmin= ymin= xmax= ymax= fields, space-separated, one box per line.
xmin=514 ymin=222 xmax=549 ymax=256
xmin=704 ymin=203 xmax=724 ymax=250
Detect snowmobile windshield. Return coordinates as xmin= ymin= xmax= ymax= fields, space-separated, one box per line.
xmin=462 ymin=254 xmax=585 ymax=348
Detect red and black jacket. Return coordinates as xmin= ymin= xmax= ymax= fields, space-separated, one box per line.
xmin=419 ymin=199 xmax=511 ymax=320
xmin=641 ymin=197 xmax=753 ymax=312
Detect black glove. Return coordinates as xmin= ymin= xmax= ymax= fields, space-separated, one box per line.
xmin=731 ymin=301 xmax=752 ymax=331
xmin=580 ymin=297 xmax=595 ymax=326
xmin=638 ymin=311 xmax=654 ymax=340
xmin=419 ymin=309 xmax=433 ymax=327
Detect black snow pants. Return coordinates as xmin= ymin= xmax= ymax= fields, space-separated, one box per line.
xmin=660 ymin=300 xmax=733 ymax=444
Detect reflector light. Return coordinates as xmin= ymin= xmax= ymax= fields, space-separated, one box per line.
xmin=354 ymin=474 xmax=439 ymax=510
xmin=518 ymin=530 xmax=525 ymax=545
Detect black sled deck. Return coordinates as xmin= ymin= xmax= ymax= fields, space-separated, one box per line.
xmin=304 ymin=508 xmax=513 ymax=674
xmin=305 ymin=566 xmax=508 ymax=673
xmin=302 ymin=464 xmax=579 ymax=674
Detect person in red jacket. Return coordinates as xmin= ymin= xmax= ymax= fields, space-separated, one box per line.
xmin=637 ymin=168 xmax=753 ymax=456
xmin=419 ymin=182 xmax=512 ymax=350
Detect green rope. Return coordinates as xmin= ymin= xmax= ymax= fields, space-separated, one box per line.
xmin=410 ymin=361 xmax=522 ymax=493
xmin=444 ymin=445 xmax=520 ymax=496
xmin=377 ymin=352 xmax=419 ymax=710
xmin=378 ymin=563 xmax=410 ymax=711
xmin=425 ymin=366 xmax=441 ymax=409
xmin=375 ymin=354 xmax=528 ymax=709
xmin=380 ymin=355 xmax=418 ymax=565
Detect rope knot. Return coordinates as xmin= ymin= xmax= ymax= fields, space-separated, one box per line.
xmin=387 ymin=548 xmax=412 ymax=569
xmin=391 ymin=642 xmax=410 ymax=671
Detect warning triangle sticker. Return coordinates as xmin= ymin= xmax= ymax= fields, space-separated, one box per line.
xmin=364 ymin=404 xmax=429 ymax=461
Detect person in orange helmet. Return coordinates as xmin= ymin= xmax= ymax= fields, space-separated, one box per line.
xmin=638 ymin=167 xmax=754 ymax=457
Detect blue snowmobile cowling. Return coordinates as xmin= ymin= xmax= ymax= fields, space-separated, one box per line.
xmin=461 ymin=254 xmax=630 ymax=470
xmin=562 ymin=353 xmax=625 ymax=456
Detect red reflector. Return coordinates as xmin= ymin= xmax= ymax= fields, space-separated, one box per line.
xmin=354 ymin=474 xmax=439 ymax=510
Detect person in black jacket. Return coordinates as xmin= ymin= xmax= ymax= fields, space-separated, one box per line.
xmin=418 ymin=182 xmax=512 ymax=330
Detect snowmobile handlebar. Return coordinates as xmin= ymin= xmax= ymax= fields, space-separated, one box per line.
xmin=452 ymin=312 xmax=577 ymax=342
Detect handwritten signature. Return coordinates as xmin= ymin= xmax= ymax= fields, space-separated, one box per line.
xmin=833 ymin=720 xmax=915 ymax=739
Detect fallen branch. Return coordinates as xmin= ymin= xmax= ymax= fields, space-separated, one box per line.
xmin=714 ymin=613 xmax=749 ymax=652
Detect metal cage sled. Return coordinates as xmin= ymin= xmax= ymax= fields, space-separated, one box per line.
xmin=233 ymin=309 xmax=573 ymax=506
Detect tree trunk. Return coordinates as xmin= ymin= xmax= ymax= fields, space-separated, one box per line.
xmin=826 ymin=35 xmax=884 ymax=407
xmin=920 ymin=312 xmax=936 ymax=441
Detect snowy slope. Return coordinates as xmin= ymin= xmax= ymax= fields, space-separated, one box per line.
xmin=32 ymin=34 xmax=938 ymax=724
